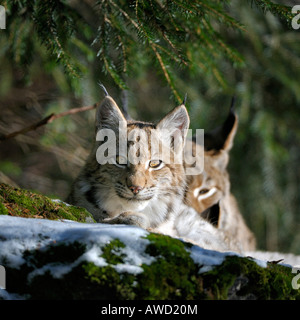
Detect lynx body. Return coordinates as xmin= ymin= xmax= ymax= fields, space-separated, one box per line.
xmin=67 ymin=94 xmax=238 ymax=252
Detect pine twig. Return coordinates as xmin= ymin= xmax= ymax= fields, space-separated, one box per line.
xmin=0 ymin=103 xmax=100 ymax=143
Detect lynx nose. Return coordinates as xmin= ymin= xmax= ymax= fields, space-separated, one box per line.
xmin=128 ymin=185 xmax=143 ymax=195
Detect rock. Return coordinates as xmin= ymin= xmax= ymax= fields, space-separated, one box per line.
xmin=0 ymin=183 xmax=299 ymax=300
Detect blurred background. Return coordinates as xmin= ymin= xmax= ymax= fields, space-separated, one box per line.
xmin=0 ymin=0 xmax=299 ymax=254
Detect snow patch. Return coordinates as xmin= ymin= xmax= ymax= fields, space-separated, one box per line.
xmin=1 ymin=214 xmax=298 ymax=295
xmin=189 ymin=246 xmax=239 ymax=273
xmin=246 ymin=250 xmax=300 ymax=268
xmin=0 ymin=215 xmax=155 ymax=280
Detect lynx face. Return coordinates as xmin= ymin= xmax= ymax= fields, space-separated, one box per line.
xmin=67 ymin=95 xmax=189 ymax=227
xmin=184 ymin=108 xmax=256 ymax=251
xmin=185 ymin=145 xmax=229 ymax=225
xmin=93 ymin=123 xmax=186 ymax=216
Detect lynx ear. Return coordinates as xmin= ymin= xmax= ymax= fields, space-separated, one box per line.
xmin=96 ymin=96 xmax=127 ymax=132
xmin=204 ymin=100 xmax=238 ymax=152
xmin=157 ymin=104 xmax=190 ymax=144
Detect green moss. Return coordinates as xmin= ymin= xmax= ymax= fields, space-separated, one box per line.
xmin=0 ymin=200 xmax=8 ymax=215
xmin=135 ymin=234 xmax=300 ymax=300
xmin=202 ymin=256 xmax=300 ymax=300
xmin=3 ymin=230 xmax=300 ymax=300
xmin=7 ymin=240 xmax=137 ymax=299
xmin=0 ymin=183 xmax=95 ymax=222
xmin=82 ymin=263 xmax=136 ymax=300
xmin=135 ymin=233 xmax=204 ymax=299
xmin=101 ymin=239 xmax=126 ymax=265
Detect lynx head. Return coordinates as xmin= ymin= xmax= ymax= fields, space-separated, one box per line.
xmin=92 ymin=94 xmax=190 ymax=216
xmin=184 ymin=106 xmax=238 ymax=225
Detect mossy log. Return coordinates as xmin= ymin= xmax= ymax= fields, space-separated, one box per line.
xmin=0 ymin=183 xmax=299 ymax=300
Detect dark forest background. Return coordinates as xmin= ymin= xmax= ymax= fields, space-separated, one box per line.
xmin=0 ymin=0 xmax=299 ymax=254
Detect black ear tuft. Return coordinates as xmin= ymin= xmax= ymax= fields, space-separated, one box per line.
xmin=230 ymin=96 xmax=236 ymax=112
xmin=203 ymin=97 xmax=238 ymax=152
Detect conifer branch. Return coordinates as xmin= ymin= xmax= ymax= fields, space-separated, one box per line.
xmin=250 ymin=0 xmax=294 ymax=27
xmin=150 ymin=43 xmax=181 ymax=103
xmin=3 ymin=0 xmax=295 ymax=98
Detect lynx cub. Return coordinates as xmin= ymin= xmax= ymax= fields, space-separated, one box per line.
xmin=67 ymin=92 xmax=240 ymax=252
xmin=184 ymin=107 xmax=256 ymax=251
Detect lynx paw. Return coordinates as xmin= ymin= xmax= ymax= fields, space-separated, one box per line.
xmin=103 ymin=211 xmax=149 ymax=228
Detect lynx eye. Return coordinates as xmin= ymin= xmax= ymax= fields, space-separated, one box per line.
xmin=148 ymin=160 xmax=163 ymax=169
xmin=199 ymin=188 xmax=209 ymax=195
xmin=193 ymin=186 xmax=218 ymax=200
xmin=115 ymin=155 xmax=127 ymax=168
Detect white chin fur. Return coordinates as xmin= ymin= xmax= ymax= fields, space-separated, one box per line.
xmin=104 ymin=194 xmax=150 ymax=214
